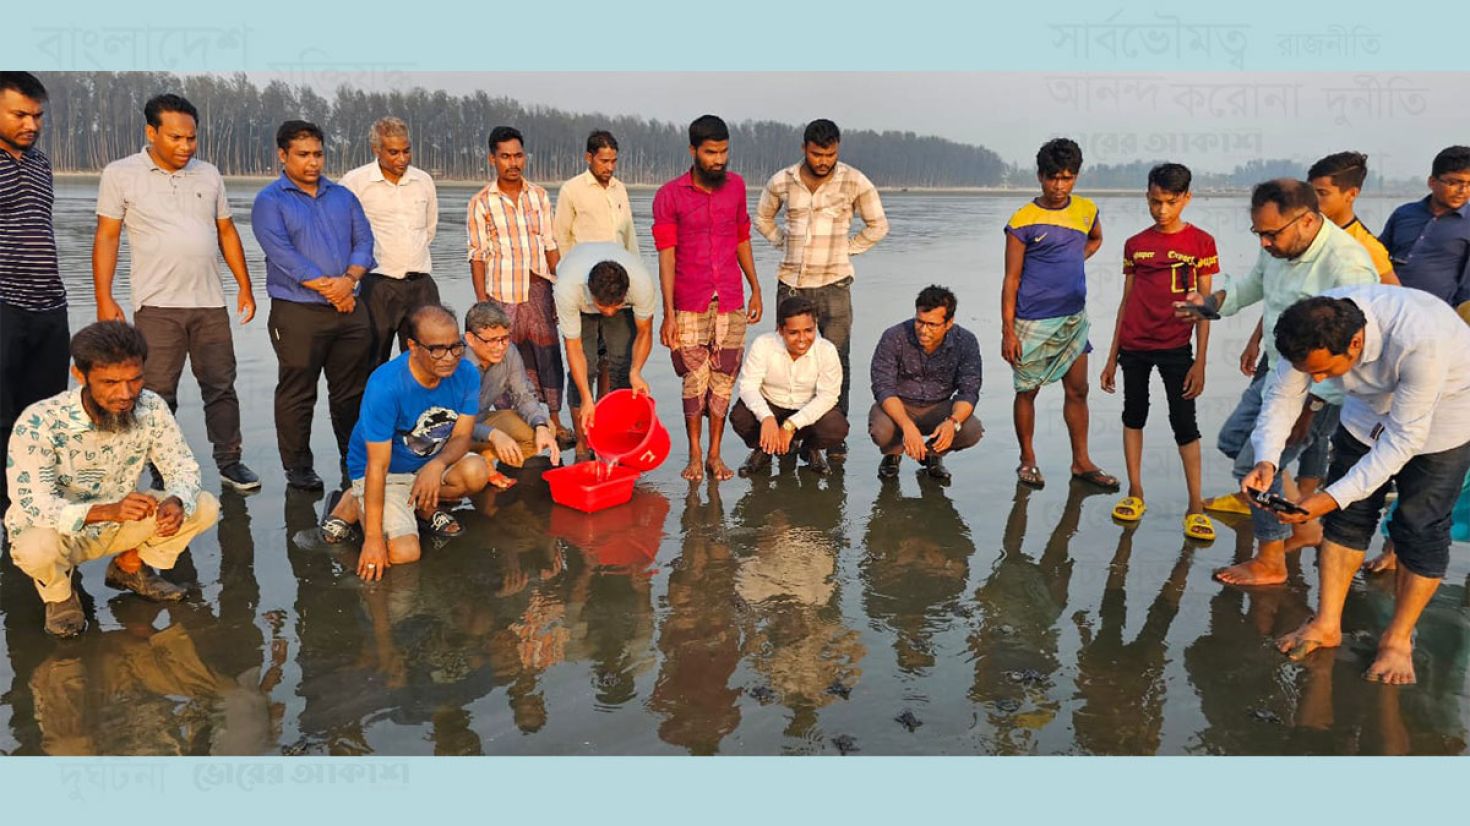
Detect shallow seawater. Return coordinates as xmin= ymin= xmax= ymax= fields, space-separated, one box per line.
xmin=1 ymin=181 xmax=1465 ymax=755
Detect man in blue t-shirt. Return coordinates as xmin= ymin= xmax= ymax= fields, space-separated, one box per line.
xmin=320 ymin=305 xmax=490 ymax=580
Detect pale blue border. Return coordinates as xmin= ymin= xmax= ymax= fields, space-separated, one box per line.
xmin=5 ymin=0 xmax=1462 ymax=822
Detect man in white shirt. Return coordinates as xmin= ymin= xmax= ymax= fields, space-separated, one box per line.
xmin=340 ymin=117 xmax=439 ymax=365
xmin=730 ymin=295 xmax=848 ymax=476
xmin=1245 ymin=285 xmax=1470 ymax=685
xmin=552 ymin=242 xmax=656 ymax=459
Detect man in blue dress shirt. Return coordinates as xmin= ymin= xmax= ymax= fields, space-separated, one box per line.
xmin=251 ymin=120 xmax=376 ymax=490
xmin=1378 ymin=145 xmax=1470 ymax=311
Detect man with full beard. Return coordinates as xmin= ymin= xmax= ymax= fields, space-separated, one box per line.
xmin=653 ymin=115 xmax=763 ymax=482
xmin=4 ymin=321 xmax=220 ymax=637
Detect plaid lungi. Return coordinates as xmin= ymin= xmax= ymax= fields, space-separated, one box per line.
xmin=671 ymin=299 xmax=747 ymax=418
xmin=489 ymin=276 xmax=564 ymax=413
xmin=1012 ymin=310 xmax=1091 ymax=393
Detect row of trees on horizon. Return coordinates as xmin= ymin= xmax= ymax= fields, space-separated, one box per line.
xmin=32 ymin=72 xmax=1416 ymax=192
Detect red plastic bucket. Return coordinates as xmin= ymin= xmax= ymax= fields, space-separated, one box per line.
xmin=586 ymin=389 xmax=670 ymax=472
xmin=541 ymin=461 xmax=639 ymax=513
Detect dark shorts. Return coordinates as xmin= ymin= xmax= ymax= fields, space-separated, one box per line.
xmin=1117 ymin=346 xmax=1200 ymax=446
xmin=1322 ymin=427 xmax=1470 ymax=579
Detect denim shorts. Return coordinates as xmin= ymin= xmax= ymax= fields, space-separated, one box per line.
xmin=1321 ymin=428 xmax=1470 ymax=579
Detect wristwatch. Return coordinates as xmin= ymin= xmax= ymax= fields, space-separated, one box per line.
xmin=948 ymin=415 xmax=964 ymax=428
xmin=781 ymin=419 xmax=797 ymax=433
xmin=1308 ymin=397 xmax=1325 ymax=412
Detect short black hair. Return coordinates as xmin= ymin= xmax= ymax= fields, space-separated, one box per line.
xmin=488 ymin=125 xmax=524 ymax=154
xmin=688 ymin=114 xmax=729 ymax=148
xmin=1037 ymin=138 xmax=1083 ymax=177
xmin=915 ymin=285 xmax=957 ymax=321
xmin=0 ymin=71 xmax=47 ymax=102
xmin=144 ymin=93 xmax=198 ymax=128
xmin=1308 ymin=151 xmax=1368 ymax=191
xmin=588 ymin=260 xmax=630 ymax=307
xmin=1432 ymin=146 xmax=1470 ymax=178
xmin=803 ymin=119 xmax=840 ymax=148
xmin=407 ymin=304 xmax=458 ymax=341
xmin=71 ymin=321 xmax=148 ymax=374
xmin=1250 ymin=178 xmax=1318 ymax=214
xmin=776 ymin=295 xmax=818 ymax=328
xmin=1274 ymin=296 xmax=1367 ymax=364
xmin=586 ymin=130 xmax=618 ymax=154
xmin=1147 ymin=162 xmax=1192 ymax=194
xmin=275 ymin=120 xmax=323 ymax=151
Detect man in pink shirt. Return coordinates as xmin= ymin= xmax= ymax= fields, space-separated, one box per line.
xmin=653 ymin=115 xmax=763 ymax=482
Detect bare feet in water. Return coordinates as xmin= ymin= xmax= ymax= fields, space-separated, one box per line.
xmin=1364 ymin=548 xmax=1398 ymax=574
xmin=1276 ymin=617 xmax=1343 ymax=660
xmin=1366 ymin=638 xmax=1417 ymax=684
xmin=681 ymin=459 xmax=704 ymax=482
xmin=1214 ymin=557 xmax=1288 ymax=586
xmin=706 ymin=457 xmax=734 ymax=482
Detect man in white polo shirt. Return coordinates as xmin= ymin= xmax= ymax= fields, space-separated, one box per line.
xmin=340 ymin=116 xmax=440 ymax=365
xmin=553 ymin=241 xmax=656 ymax=460
xmin=730 ymin=295 xmax=848 ymax=477
xmin=92 ymin=93 xmax=260 ymax=492
xmin=1248 ymin=285 xmax=1470 ymax=685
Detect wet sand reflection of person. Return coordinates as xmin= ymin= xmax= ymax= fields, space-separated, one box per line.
xmin=649 ymin=484 xmax=742 ymax=754
xmin=970 ymin=481 xmax=1099 ymax=753
xmin=732 ymin=471 xmax=863 ymax=742
xmin=1071 ymin=525 xmax=1194 ymax=755
xmin=860 ymin=474 xmax=973 ymax=675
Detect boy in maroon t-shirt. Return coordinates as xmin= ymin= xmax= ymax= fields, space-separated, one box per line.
xmin=1100 ymin=163 xmax=1219 ymax=540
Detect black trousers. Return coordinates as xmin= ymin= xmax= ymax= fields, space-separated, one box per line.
xmin=729 ymin=398 xmax=850 ymax=452
xmin=267 ymin=298 xmax=373 ymax=472
xmin=134 ymin=306 xmax=243 ymax=467
xmin=1118 ymin=345 xmax=1200 ymax=445
xmin=1 ymin=302 xmax=70 ymax=503
xmin=361 ymin=272 xmax=441 ymax=365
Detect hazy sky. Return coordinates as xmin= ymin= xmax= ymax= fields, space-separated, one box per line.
xmin=247 ymin=71 xmax=1464 ymax=180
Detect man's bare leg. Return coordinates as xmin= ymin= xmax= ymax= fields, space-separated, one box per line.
xmin=1365 ymin=563 xmax=1441 ymax=684
xmin=1365 ymin=539 xmax=1399 ymax=574
xmin=1180 ymin=439 xmax=1204 ymax=515
xmin=1014 ymin=388 xmax=1039 ymax=471
xmin=682 ymin=415 xmax=705 ymax=482
xmin=1276 ymin=539 xmax=1362 ymax=658
xmin=1215 ymin=539 xmax=1290 ymax=586
xmin=1284 ymin=473 xmax=1325 ymax=551
xmin=1061 ymin=354 xmax=1107 ymax=478
xmin=706 ymin=413 xmax=733 ymax=482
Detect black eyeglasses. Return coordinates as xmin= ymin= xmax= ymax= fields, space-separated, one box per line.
xmin=1251 ymin=210 xmax=1309 ymax=242
xmin=412 ymin=338 xmax=467 ymax=359
xmin=467 ymin=328 xmax=511 ymax=346
xmin=1435 ymin=176 xmax=1470 ymax=192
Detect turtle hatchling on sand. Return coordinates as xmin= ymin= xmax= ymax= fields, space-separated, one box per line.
xmin=895 ymin=710 xmax=924 ymax=732
xmin=832 ymin=734 xmax=859 ymax=755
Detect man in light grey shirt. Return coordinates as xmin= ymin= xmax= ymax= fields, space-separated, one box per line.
xmin=92 ymin=93 xmax=259 ymax=491
xmin=1246 ymin=285 xmax=1470 ymax=686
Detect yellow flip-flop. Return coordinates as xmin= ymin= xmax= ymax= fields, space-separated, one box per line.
xmin=1203 ymin=493 xmax=1251 ymax=516
xmin=1184 ymin=513 xmax=1217 ymax=541
xmin=1111 ymin=496 xmax=1147 ymax=522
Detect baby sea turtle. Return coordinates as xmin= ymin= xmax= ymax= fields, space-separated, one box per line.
xmin=1248 ymin=707 xmax=1283 ymax=724
xmin=994 ymin=698 xmax=1022 ymax=714
xmin=748 ymin=684 xmax=777 ymax=703
xmin=825 ymin=679 xmax=852 ymax=700
xmin=894 ymin=710 xmax=924 ymax=732
xmin=1005 ymin=669 xmax=1044 ymax=686
xmin=832 ymin=734 xmax=859 ymax=755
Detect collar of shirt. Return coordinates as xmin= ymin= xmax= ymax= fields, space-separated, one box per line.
xmin=138 ymin=148 xmax=202 ymax=177
xmin=778 ymin=161 xmax=851 ymax=189
xmin=578 ymin=169 xmax=624 ymax=193
xmin=364 ymin=163 xmax=427 ymax=187
xmin=1358 ymin=303 xmax=1385 ymax=366
xmin=1290 ymin=218 xmax=1333 ymax=264
xmin=276 ymin=171 xmax=339 ymax=198
xmin=58 ymin=388 xmax=96 ymax=435
xmin=1415 ymin=194 xmax=1470 ymax=220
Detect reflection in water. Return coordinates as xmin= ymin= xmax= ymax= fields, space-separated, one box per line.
xmin=733 ymin=473 xmax=864 ymax=746
xmin=861 ymin=476 xmax=973 ymax=676
xmin=649 ymin=484 xmax=742 ymax=754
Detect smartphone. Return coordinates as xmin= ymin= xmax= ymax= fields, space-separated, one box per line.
xmin=1177 ymin=302 xmax=1221 ymax=321
xmin=1244 ymin=487 xmax=1310 ymax=516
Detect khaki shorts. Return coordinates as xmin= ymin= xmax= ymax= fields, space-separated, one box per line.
xmin=351 ymin=473 xmax=424 ymax=539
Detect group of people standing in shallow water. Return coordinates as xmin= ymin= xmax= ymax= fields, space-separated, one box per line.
xmin=2 ymin=69 xmax=1470 ymax=690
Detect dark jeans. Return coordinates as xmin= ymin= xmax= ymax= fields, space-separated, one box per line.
xmin=729 ymin=398 xmax=850 ymax=452
xmin=0 ymin=302 xmax=70 ymax=503
xmin=1118 ymin=345 xmax=1200 ymax=445
xmin=868 ymin=399 xmax=984 ymax=455
xmin=567 ymin=308 xmax=635 ymax=409
xmin=134 ymin=305 xmax=243 ymax=467
xmin=361 ymin=272 xmax=441 ymax=365
xmin=777 ymin=278 xmax=853 ymax=416
xmin=267 ymin=298 xmax=373 ymax=472
xmin=1322 ymin=427 xmax=1470 ymax=579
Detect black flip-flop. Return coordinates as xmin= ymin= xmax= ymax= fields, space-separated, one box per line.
xmin=1072 ymin=469 xmax=1121 ymax=492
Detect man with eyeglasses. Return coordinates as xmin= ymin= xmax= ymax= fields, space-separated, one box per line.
xmin=1176 ymin=178 xmax=1378 ymax=586
xmin=463 ymin=301 xmax=560 ymax=489
xmin=319 ymin=305 xmax=489 ymax=581
xmin=1379 ymin=146 xmax=1470 ymax=311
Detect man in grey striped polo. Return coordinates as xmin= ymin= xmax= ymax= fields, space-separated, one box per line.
xmin=92 ymin=93 xmax=261 ymax=491
xmin=0 ymin=72 xmax=69 ymax=511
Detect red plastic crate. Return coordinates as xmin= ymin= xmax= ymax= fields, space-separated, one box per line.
xmin=541 ymin=461 xmax=640 ymax=513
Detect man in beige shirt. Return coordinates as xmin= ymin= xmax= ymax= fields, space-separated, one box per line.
xmin=554 ymin=130 xmax=638 ymax=255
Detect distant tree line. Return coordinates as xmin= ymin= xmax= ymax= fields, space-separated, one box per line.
xmin=34 ymin=71 xmax=1009 ymax=187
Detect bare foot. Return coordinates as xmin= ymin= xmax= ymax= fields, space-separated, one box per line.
xmin=681 ymin=459 xmax=704 ymax=482
xmin=1364 ymin=549 xmax=1398 ymax=574
xmin=706 ymin=457 xmax=735 ymax=482
xmin=1283 ymin=520 xmax=1324 ymax=553
xmin=1365 ymin=639 xmax=1416 ymax=685
xmin=1214 ymin=557 xmax=1288 ymax=586
xmin=1275 ymin=617 xmax=1343 ymax=661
